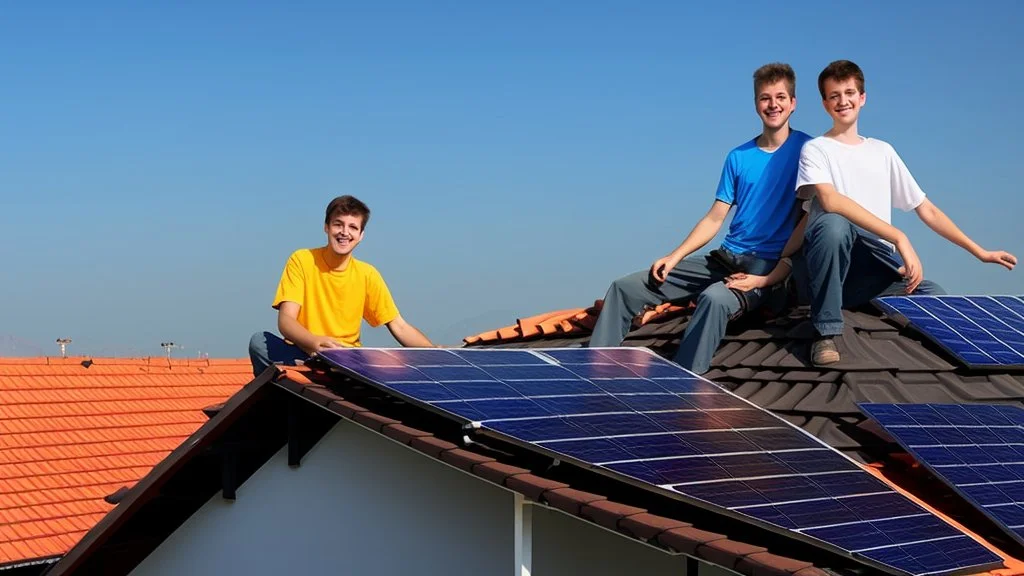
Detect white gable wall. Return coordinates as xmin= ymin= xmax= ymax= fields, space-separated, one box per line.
xmin=129 ymin=418 xmax=728 ymax=576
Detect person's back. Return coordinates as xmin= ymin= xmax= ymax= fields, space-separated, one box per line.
xmin=248 ymin=195 xmax=435 ymax=376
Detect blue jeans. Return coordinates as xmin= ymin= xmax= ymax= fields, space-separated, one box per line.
xmin=589 ymin=249 xmax=777 ymax=374
xmin=248 ymin=331 xmax=309 ymax=376
xmin=802 ymin=213 xmax=945 ymax=336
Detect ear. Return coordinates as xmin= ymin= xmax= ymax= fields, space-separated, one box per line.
xmin=860 ymin=91 xmax=867 ymax=107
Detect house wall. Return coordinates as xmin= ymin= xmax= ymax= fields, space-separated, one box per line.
xmin=129 ymin=419 xmax=729 ymax=576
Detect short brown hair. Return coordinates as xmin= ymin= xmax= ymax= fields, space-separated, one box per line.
xmin=753 ymin=63 xmax=796 ymax=97
xmin=324 ymin=195 xmax=371 ymax=229
xmin=817 ymin=60 xmax=865 ymax=99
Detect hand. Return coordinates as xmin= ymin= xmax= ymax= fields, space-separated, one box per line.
xmin=895 ymin=236 xmax=923 ymax=293
xmin=650 ymin=254 xmax=681 ymax=283
xmin=724 ymin=273 xmax=768 ymax=292
xmin=307 ymin=337 xmax=342 ymax=355
xmin=979 ymin=250 xmax=1017 ymax=271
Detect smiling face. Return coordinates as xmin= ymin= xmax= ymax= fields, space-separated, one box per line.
xmin=755 ymin=80 xmax=796 ymax=130
xmin=821 ymin=77 xmax=866 ymax=128
xmin=323 ymin=212 xmax=365 ymax=257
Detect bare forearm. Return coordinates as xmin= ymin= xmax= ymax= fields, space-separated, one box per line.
xmin=780 ymin=213 xmax=807 ymax=258
xmin=390 ymin=322 xmax=434 ymax=347
xmin=669 ymin=217 xmax=722 ymax=259
xmin=918 ymin=203 xmax=984 ymax=258
xmin=820 ymin=191 xmax=907 ymax=245
xmin=278 ymin=315 xmax=318 ymax=353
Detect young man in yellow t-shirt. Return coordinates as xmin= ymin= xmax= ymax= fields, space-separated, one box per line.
xmin=248 ymin=195 xmax=434 ymax=375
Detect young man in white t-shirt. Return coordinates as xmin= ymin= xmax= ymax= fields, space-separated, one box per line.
xmin=796 ymin=60 xmax=1016 ymax=365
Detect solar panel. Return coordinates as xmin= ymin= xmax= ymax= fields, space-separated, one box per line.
xmin=318 ymin=347 xmax=1002 ymax=576
xmin=873 ymin=295 xmax=1024 ymax=368
xmin=861 ymin=403 xmax=1024 ymax=547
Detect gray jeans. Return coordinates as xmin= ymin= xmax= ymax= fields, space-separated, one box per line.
xmin=248 ymin=331 xmax=308 ymax=377
xmin=589 ymin=249 xmax=777 ymax=374
xmin=801 ymin=212 xmax=945 ymax=336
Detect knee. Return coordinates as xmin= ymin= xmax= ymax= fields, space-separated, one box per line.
xmin=249 ymin=331 xmax=270 ymax=357
xmin=807 ymin=213 xmax=853 ymax=249
xmin=608 ymin=270 xmax=647 ymax=296
xmin=696 ymin=284 xmax=739 ymax=314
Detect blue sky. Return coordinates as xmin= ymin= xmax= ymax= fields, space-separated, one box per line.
xmin=1 ymin=1 xmax=1022 ymax=357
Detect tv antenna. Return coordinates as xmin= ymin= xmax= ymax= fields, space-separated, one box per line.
xmin=56 ymin=337 xmax=72 ymax=359
xmin=160 ymin=342 xmax=183 ymax=359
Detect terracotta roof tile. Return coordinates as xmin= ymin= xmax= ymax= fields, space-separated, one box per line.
xmin=579 ymin=500 xmax=646 ymax=531
xmin=657 ymin=526 xmax=728 ymax=556
xmin=470 ymin=461 xmax=530 ymax=486
xmin=737 ymin=552 xmax=814 ymax=576
xmin=439 ymin=448 xmax=495 ymax=473
xmin=0 ymin=356 xmax=248 ymax=568
xmin=543 ymin=488 xmax=607 ymax=516
xmin=697 ymin=539 xmax=769 ymax=570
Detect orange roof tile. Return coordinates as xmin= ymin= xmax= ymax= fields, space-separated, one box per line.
xmin=462 ymin=299 xmax=693 ymax=345
xmin=0 ymin=357 xmax=251 ymax=567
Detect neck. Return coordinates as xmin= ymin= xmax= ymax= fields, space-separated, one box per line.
xmin=322 ymin=248 xmax=352 ymax=271
xmin=826 ymin=121 xmax=860 ymax=143
xmin=757 ymin=123 xmax=790 ymax=150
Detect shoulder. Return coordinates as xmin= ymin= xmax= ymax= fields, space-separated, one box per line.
xmin=725 ymin=137 xmax=759 ymax=159
xmin=790 ymin=130 xmax=813 ymax=147
xmin=287 ymin=248 xmax=319 ymax=265
xmin=864 ymin=137 xmax=898 ymax=155
xmin=799 ymin=136 xmax=831 ymax=156
xmin=351 ymin=258 xmax=385 ymax=280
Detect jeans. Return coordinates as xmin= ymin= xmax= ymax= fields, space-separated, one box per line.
xmin=803 ymin=213 xmax=945 ymax=336
xmin=589 ymin=249 xmax=777 ymax=374
xmin=248 ymin=331 xmax=309 ymax=377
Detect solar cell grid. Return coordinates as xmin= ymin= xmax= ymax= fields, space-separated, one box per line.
xmin=874 ymin=295 xmax=1024 ymax=368
xmin=319 ymin=347 xmax=1002 ymax=576
xmin=861 ymin=402 xmax=1024 ymax=549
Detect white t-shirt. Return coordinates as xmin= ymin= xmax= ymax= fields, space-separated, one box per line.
xmin=796 ymin=136 xmax=926 ymax=227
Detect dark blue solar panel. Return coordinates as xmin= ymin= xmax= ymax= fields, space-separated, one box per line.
xmin=874 ymin=295 xmax=1024 ymax=368
xmin=319 ymin=347 xmax=1002 ymax=575
xmin=862 ymin=402 xmax=1024 ymax=550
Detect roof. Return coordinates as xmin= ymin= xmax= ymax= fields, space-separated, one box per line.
xmin=463 ymin=300 xmax=1024 ymax=462
xmin=0 ymin=357 xmax=251 ymax=570
xmin=45 ymin=366 xmax=836 ymax=576
xmin=43 ymin=360 xmax=1024 ymax=576
xmin=460 ymin=296 xmax=1024 ymax=568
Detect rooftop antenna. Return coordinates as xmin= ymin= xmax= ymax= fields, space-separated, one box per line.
xmin=160 ymin=342 xmax=182 ymax=359
xmin=56 ymin=337 xmax=72 ymax=359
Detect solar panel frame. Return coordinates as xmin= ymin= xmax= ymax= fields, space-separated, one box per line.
xmin=873 ymin=295 xmax=1024 ymax=369
xmin=318 ymin=347 xmax=1003 ymax=576
xmin=860 ymin=402 xmax=1024 ymax=549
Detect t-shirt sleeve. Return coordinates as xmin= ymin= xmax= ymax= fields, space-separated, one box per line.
xmin=796 ymin=141 xmax=832 ymax=195
xmin=713 ymin=152 xmax=738 ymax=205
xmin=887 ymin=145 xmax=927 ymax=211
xmin=363 ymin=267 xmax=400 ymax=327
xmin=272 ymin=252 xmax=305 ymax=309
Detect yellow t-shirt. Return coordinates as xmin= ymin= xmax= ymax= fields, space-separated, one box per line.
xmin=272 ymin=248 xmax=400 ymax=347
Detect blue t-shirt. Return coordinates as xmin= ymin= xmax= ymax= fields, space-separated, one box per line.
xmin=716 ymin=129 xmax=811 ymax=259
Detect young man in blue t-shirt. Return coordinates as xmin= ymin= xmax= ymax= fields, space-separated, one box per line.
xmin=589 ymin=63 xmax=811 ymax=374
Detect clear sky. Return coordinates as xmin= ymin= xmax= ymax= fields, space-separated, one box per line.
xmin=2 ymin=1 xmax=1022 ymax=358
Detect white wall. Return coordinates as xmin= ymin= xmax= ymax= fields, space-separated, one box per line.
xmin=129 ymin=418 xmax=732 ymax=576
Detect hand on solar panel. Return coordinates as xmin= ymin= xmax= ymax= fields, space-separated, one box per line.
xmin=307 ymin=336 xmax=343 ymax=354
xmin=977 ymin=249 xmax=1017 ymax=271
xmin=895 ymin=236 xmax=923 ymax=293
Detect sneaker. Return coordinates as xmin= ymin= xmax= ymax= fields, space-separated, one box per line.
xmin=812 ymin=337 xmax=840 ymax=365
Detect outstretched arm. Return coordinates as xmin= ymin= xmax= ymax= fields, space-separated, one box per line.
xmin=804 ymin=183 xmax=924 ymax=292
xmin=915 ymin=199 xmax=1017 ymax=270
xmin=651 ymin=200 xmax=731 ymax=282
xmin=387 ymin=315 xmax=435 ymax=347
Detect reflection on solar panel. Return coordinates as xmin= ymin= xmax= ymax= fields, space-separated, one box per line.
xmin=318 ymin=347 xmax=1002 ymax=576
xmin=861 ymin=403 xmax=1024 ymax=547
xmin=874 ymin=295 xmax=1024 ymax=368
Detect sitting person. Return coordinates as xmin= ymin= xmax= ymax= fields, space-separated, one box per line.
xmin=248 ymin=195 xmax=434 ymax=375
xmin=589 ymin=63 xmax=811 ymax=374
xmin=795 ymin=60 xmax=1016 ymax=365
